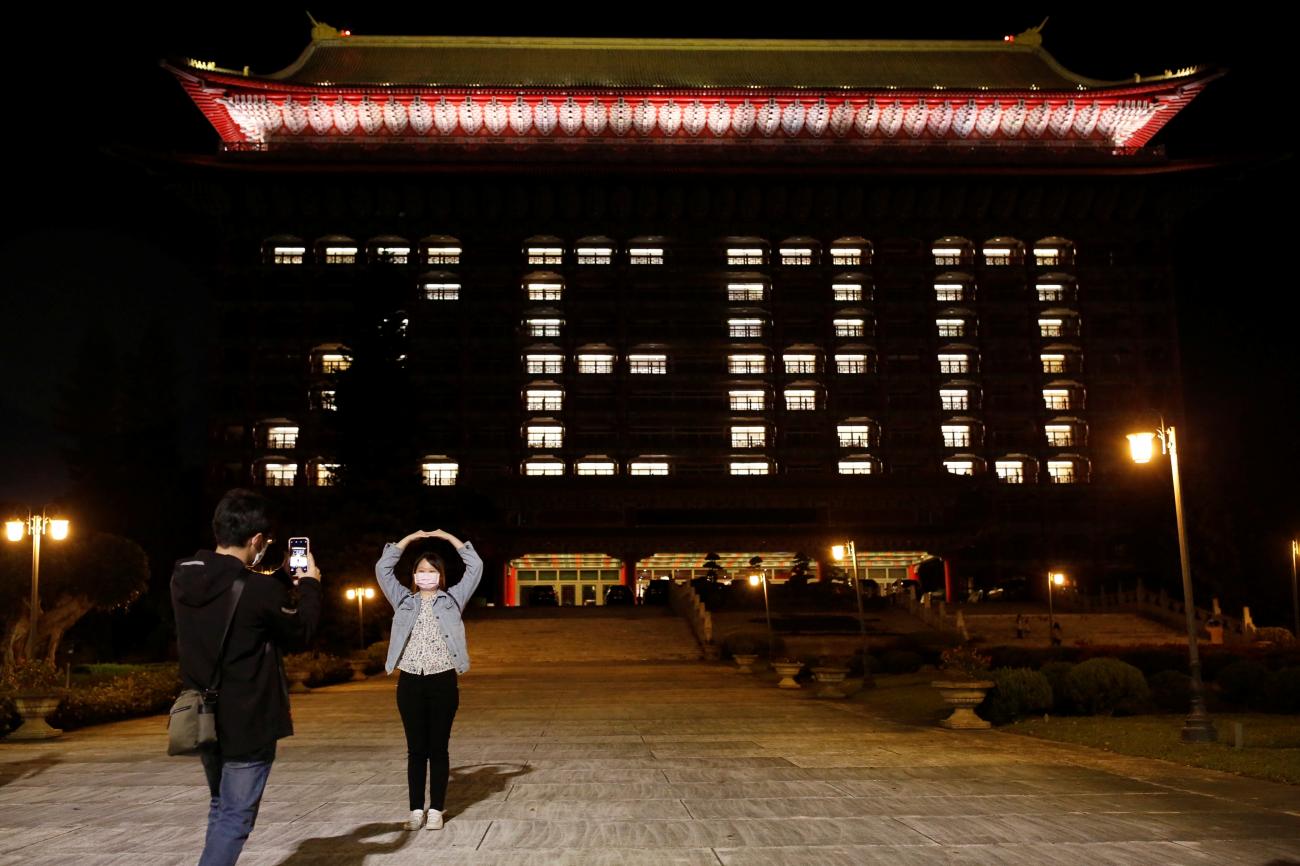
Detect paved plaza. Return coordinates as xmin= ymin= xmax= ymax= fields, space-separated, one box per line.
xmin=3 ymin=634 xmax=1300 ymax=864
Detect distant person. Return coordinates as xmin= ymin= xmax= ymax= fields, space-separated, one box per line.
xmin=1050 ymin=620 xmax=1063 ymax=647
xmin=1015 ymin=613 xmax=1028 ymax=640
xmin=375 ymin=529 xmax=483 ymax=830
xmin=172 ymin=489 xmax=322 ymax=866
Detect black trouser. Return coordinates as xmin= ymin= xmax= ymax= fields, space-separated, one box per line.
xmin=396 ymin=669 xmax=459 ymax=811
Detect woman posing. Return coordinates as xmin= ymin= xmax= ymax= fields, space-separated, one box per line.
xmin=375 ymin=528 xmax=482 ymax=830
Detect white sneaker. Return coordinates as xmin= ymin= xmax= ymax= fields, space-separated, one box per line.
xmin=425 ymin=809 xmax=444 ymax=830
xmin=404 ymin=809 xmax=425 ymax=830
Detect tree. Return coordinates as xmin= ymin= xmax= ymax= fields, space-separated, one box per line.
xmin=788 ymin=551 xmax=813 ymax=590
xmin=0 ymin=531 xmax=148 ymax=668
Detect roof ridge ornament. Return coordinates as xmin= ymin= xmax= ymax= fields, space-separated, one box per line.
xmin=1015 ymin=18 xmax=1049 ymax=48
xmin=307 ymin=11 xmax=341 ymax=42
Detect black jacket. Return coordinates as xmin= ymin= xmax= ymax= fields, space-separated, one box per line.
xmin=171 ymin=551 xmax=321 ymax=757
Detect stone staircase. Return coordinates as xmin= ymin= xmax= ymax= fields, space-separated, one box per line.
xmin=959 ymin=611 xmax=1187 ymax=647
xmin=464 ymin=607 xmax=702 ymax=663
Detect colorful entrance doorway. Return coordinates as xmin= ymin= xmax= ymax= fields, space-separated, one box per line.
xmin=508 ymin=553 xmax=625 ymax=607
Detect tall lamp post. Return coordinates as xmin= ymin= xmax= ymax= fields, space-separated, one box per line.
xmin=747 ymin=563 xmax=775 ymax=661
xmin=1128 ymin=422 xmax=1217 ymax=743
xmin=831 ymin=542 xmax=870 ymax=671
xmin=1047 ymin=571 xmax=1065 ymax=646
xmin=1291 ymin=539 xmax=1299 ymax=639
xmin=344 ymin=586 xmax=376 ymax=652
xmin=5 ymin=513 xmax=71 ymax=659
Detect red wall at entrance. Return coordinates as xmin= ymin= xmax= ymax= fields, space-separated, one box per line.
xmin=505 ymin=565 xmax=517 ymax=607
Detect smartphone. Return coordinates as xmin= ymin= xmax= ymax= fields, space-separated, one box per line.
xmin=288 ymin=537 xmax=310 ymax=576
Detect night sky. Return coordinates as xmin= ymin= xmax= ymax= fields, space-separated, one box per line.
xmin=2 ymin=8 xmax=1295 ymax=613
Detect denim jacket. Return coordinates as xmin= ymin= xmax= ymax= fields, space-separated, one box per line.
xmin=376 ymin=541 xmax=482 ymax=675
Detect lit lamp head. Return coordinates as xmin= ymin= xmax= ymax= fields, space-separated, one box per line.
xmin=364 ymin=587 xmax=375 ymax=600
xmin=831 ymin=544 xmax=846 ymax=562
xmin=49 ymin=519 xmax=70 ymax=541
xmin=1051 ymin=572 xmax=1066 ymax=587
xmin=1127 ymin=431 xmax=1157 ymax=464
xmin=345 ymin=588 xmax=357 ymax=600
xmin=5 ymin=520 xmax=25 ymax=543
xmin=748 ymin=574 xmax=761 ymax=586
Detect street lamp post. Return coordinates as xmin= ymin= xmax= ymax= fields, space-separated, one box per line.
xmin=747 ymin=557 xmax=775 ymax=661
xmin=1128 ymin=423 xmax=1217 ymax=743
xmin=832 ymin=541 xmax=871 ymax=677
xmin=5 ymin=513 xmax=70 ymax=660
xmin=344 ymin=586 xmax=376 ymax=652
xmin=1291 ymin=539 xmax=1299 ymax=639
xmin=1047 ymin=572 xmax=1065 ymax=646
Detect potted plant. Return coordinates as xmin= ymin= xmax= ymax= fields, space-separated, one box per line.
xmin=932 ymin=646 xmax=994 ymax=729
xmin=811 ymin=654 xmax=851 ymax=698
xmin=1 ymin=660 xmax=67 ymax=740
xmin=726 ymin=632 xmax=762 ymax=673
xmin=771 ymin=658 xmax=805 ymax=689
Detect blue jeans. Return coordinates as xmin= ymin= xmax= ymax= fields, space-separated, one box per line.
xmin=198 ymin=743 xmax=276 ymax=866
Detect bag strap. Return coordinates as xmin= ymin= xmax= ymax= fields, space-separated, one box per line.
xmin=206 ymin=576 xmax=246 ymax=693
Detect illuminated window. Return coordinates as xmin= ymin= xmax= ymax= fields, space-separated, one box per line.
xmin=1045 ymin=424 xmax=1075 ymax=447
xmin=831 ymin=247 xmax=865 ymax=266
xmin=780 ymin=247 xmax=813 ymax=266
xmin=1047 ymin=460 xmax=1077 ymax=484
xmin=729 ymin=390 xmax=766 ymax=411
xmin=784 ymin=354 xmax=817 ymax=375
xmin=315 ymin=462 xmax=340 ymax=487
xmin=730 ymin=460 xmax=770 ymax=476
xmin=833 ymin=282 xmax=863 ymax=302
xmin=729 ymin=354 xmax=767 ymax=374
xmin=629 ymin=354 xmax=667 ymax=375
xmin=1039 ymin=318 xmax=1064 ymax=338
xmin=834 ymin=318 xmax=865 ymax=338
xmin=935 ymin=282 xmax=966 ymax=302
xmin=838 ymin=458 xmax=875 ymax=475
xmin=939 ymin=388 xmax=969 ymax=411
xmin=324 ymin=245 xmax=357 ymax=265
xmin=421 ymin=459 xmax=459 ymax=487
xmin=728 ymin=282 xmax=766 ymax=302
xmin=264 ymin=463 xmax=298 ymax=487
xmin=837 ymin=424 xmax=872 ymax=448
xmin=731 ymin=426 xmax=766 ymax=448
xmin=785 ymin=389 xmax=817 ymax=411
xmin=525 ymin=388 xmax=563 ymax=412
xmin=527 ymin=245 xmax=563 ymax=265
xmin=527 ymin=318 xmax=562 ymax=338
xmin=729 ymin=318 xmax=763 ymax=338
xmin=630 ymin=459 xmax=670 ymax=476
xmin=524 ymin=459 xmax=565 ymax=477
xmin=421 ymin=281 xmax=460 ymax=300
xmin=936 ymin=318 xmax=966 ymax=338
xmin=273 ymin=245 xmax=305 ymax=265
xmin=995 ymin=460 xmax=1025 ymax=484
xmin=938 ymin=353 xmax=970 ymax=374
xmin=526 ymin=281 xmax=563 ymax=301
xmin=941 ymin=424 xmax=971 ymax=448
xmin=835 ymin=354 xmax=868 ymax=374
xmin=1037 ymin=283 xmax=1066 ymax=302
xmin=943 ymin=460 xmax=974 ymax=476
xmin=727 ymin=247 xmax=765 ymax=266
xmin=576 ymin=458 xmax=617 ymax=476
xmin=423 ymin=244 xmax=461 ymax=265
xmin=526 ymin=424 xmax=563 ymax=449
xmin=1034 ymin=238 xmax=1074 ymax=267
xmin=374 ymin=245 xmax=410 ymax=264
xmin=932 ymin=238 xmax=972 ymax=267
xmin=313 ymin=389 xmax=338 ymax=412
xmin=630 ymin=247 xmax=664 ymax=265
xmin=1043 ymin=389 xmax=1072 ymax=411
xmin=983 ymin=247 xmax=1012 ymax=265
xmin=1041 ymin=353 xmax=1067 ymax=374
xmin=525 ymin=353 xmax=563 ymax=375
xmin=266 ymin=426 xmax=299 ymax=449
xmin=577 ymin=246 xmax=613 ymax=265
xmin=578 ymin=353 xmax=615 ymax=374
xmin=318 ymin=352 xmax=352 ymax=374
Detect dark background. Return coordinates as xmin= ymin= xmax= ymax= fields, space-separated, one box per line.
xmin=1 ymin=8 xmax=1294 ymax=655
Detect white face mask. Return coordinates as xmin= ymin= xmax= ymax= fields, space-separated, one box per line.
xmin=414 ymin=571 xmax=440 ymax=591
xmin=250 ymin=538 xmax=269 ymax=569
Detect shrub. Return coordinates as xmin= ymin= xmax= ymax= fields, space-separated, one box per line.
xmin=1261 ymin=667 xmax=1300 ymax=714
xmin=284 ymin=652 xmax=355 ymax=687
xmin=0 ymin=660 xmax=63 ymax=693
xmin=365 ymin=641 xmax=390 ymax=674
xmin=1147 ymin=669 xmax=1192 ymax=713
xmin=879 ymin=650 xmax=924 ymax=674
xmin=721 ymin=632 xmax=784 ymax=660
xmin=1065 ymin=658 xmax=1151 ymax=716
xmin=979 ymin=667 xmax=1053 ymax=726
xmin=1215 ymin=660 xmax=1270 ymax=709
xmin=939 ymin=646 xmax=991 ymax=679
xmin=49 ymin=667 xmax=181 ymax=731
xmin=1040 ymin=661 xmax=1076 ymax=713
xmin=1253 ymin=626 xmax=1296 ymax=647
xmin=1115 ymin=648 xmax=1190 ymax=678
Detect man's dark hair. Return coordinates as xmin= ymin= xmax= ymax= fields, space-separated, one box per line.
xmin=212 ymin=488 xmax=274 ymax=547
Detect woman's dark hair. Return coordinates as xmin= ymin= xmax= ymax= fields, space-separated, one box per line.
xmin=212 ymin=488 xmax=274 ymax=547
xmin=402 ymin=538 xmax=459 ymax=588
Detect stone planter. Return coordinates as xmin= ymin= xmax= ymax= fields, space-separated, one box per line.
xmin=7 ymin=692 xmax=65 ymax=740
xmin=732 ymin=653 xmax=759 ymax=674
xmin=771 ymin=661 xmax=804 ymax=689
xmin=348 ymin=659 xmax=369 ymax=681
xmin=285 ymin=669 xmax=312 ymax=694
xmin=931 ymin=680 xmax=994 ymax=729
xmin=811 ymin=666 xmax=849 ymax=699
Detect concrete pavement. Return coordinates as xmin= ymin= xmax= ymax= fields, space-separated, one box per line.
xmin=2 ymin=647 xmax=1299 ymax=864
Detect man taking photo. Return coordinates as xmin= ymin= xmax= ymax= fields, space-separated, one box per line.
xmin=171 ymin=488 xmax=322 ymax=866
